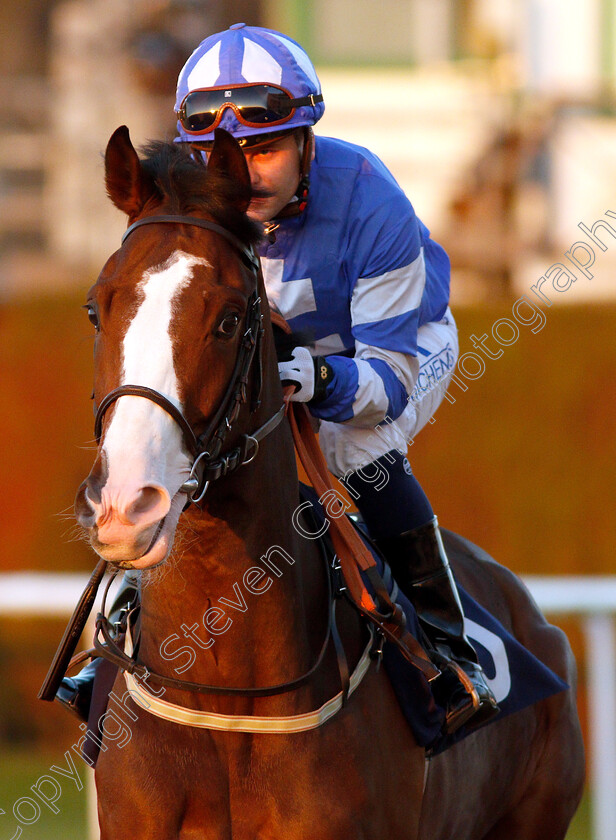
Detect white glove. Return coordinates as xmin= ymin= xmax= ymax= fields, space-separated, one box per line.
xmin=278 ymin=346 xmax=316 ymax=402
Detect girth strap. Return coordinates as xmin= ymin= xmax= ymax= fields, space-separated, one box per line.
xmin=121 ymin=627 xmax=373 ymax=734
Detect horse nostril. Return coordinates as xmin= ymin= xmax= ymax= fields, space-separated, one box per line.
xmin=85 ymin=479 xmax=102 ymax=506
xmin=75 ymin=476 xmax=103 ymax=521
xmin=75 ymin=481 xmax=95 ymax=522
xmin=128 ymin=486 xmax=169 ymax=519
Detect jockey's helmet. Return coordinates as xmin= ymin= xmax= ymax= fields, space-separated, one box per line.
xmin=175 ymin=23 xmax=325 ymax=147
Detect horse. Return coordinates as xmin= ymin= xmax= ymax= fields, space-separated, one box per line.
xmin=74 ymin=124 xmax=584 ymax=839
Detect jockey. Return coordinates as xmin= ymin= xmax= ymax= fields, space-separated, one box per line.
xmin=173 ymin=23 xmax=498 ymax=733
xmin=57 ymin=23 xmax=498 ymax=735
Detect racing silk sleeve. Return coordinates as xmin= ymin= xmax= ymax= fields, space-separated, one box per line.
xmin=310 ymin=173 xmax=450 ymax=428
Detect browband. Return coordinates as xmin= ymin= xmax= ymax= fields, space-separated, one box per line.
xmin=121 ymin=215 xmax=259 ymax=271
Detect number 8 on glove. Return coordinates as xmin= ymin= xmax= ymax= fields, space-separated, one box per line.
xmin=278 ymin=346 xmax=333 ymax=403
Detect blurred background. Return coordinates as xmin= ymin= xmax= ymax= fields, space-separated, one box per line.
xmin=1 ymin=0 xmax=615 ymax=836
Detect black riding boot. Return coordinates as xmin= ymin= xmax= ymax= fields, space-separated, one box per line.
xmin=377 ymin=517 xmax=500 ymax=734
xmin=55 ymin=572 xmax=139 ymax=722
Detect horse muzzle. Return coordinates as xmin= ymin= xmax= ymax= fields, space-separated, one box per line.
xmin=75 ymin=473 xmax=186 ymax=569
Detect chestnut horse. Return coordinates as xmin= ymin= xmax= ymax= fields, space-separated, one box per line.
xmin=76 ymin=125 xmax=584 ymax=839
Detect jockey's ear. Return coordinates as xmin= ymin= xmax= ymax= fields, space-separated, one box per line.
xmin=104 ymin=126 xmax=157 ymax=220
xmin=207 ymin=128 xmax=251 ymax=212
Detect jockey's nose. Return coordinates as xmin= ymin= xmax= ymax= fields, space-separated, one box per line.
xmin=244 ymin=155 xmax=263 ymax=190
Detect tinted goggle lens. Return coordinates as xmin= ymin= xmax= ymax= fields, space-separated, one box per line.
xmin=179 ymin=86 xmax=294 ymax=134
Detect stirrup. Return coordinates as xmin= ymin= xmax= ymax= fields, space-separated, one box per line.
xmin=431 ymin=651 xmax=500 ymax=734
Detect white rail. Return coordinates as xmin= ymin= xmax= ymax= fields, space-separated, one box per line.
xmin=524 ymin=576 xmax=616 ymax=840
xmin=0 ymin=573 xmax=614 ymax=839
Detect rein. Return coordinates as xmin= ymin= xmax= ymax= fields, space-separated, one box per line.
xmin=90 ymin=213 xmax=359 ymax=726
xmin=287 ymin=403 xmax=438 ymax=680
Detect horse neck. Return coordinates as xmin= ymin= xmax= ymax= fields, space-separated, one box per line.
xmin=136 ymin=403 xmax=327 ymax=696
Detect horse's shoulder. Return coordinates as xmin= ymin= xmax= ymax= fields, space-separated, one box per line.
xmin=441 ymin=528 xmax=574 ymax=681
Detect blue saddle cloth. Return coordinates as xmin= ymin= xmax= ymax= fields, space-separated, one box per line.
xmin=299 ymin=485 xmax=568 ymax=754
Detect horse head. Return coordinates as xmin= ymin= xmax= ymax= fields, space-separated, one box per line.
xmin=75 ymin=126 xmax=276 ymax=570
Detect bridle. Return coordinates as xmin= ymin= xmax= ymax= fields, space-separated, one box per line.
xmin=93 ymin=214 xmax=285 ymax=504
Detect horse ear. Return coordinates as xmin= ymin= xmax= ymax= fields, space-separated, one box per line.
xmin=104 ymin=126 xmax=157 ymax=219
xmin=208 ymin=128 xmax=251 ymax=211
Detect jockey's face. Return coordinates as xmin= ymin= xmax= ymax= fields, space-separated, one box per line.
xmin=243 ymin=134 xmax=301 ymax=222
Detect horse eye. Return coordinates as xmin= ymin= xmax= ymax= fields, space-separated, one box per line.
xmin=83 ymin=303 xmax=99 ymax=330
xmin=216 ymin=312 xmax=240 ymax=339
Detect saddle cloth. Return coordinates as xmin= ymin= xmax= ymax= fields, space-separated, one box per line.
xmin=300 ymin=484 xmax=568 ymax=755
xmin=381 ymin=578 xmax=568 ymax=754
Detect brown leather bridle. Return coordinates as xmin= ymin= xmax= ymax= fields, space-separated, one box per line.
xmin=93 ymin=214 xmax=285 ymax=504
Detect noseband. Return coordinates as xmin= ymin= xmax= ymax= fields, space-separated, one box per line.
xmin=94 ymin=215 xmax=285 ymax=504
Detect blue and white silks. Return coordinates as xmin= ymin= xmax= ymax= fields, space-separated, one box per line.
xmin=260 ymin=136 xmax=457 ymax=475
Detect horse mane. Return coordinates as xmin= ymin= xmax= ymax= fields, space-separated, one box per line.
xmin=138 ymin=141 xmax=263 ymax=249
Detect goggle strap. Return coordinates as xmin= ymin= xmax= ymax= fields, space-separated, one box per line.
xmin=270 ymin=127 xmax=314 ymax=222
xmin=267 ymin=92 xmax=323 ymax=113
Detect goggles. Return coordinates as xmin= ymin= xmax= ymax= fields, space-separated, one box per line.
xmin=176 ymin=83 xmax=323 ymax=135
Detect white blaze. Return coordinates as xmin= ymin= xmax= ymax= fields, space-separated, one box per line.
xmin=103 ymin=250 xmax=210 ymax=491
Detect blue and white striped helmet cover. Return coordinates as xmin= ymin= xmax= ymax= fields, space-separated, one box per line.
xmin=175 ymin=24 xmax=325 ymax=142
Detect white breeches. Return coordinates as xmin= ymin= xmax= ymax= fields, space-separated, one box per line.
xmin=318 ymin=308 xmax=459 ymax=476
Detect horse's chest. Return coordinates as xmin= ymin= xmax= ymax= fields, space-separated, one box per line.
xmin=135 ymin=735 xmax=361 ymax=840
xmin=97 ymin=671 xmax=423 ymax=839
